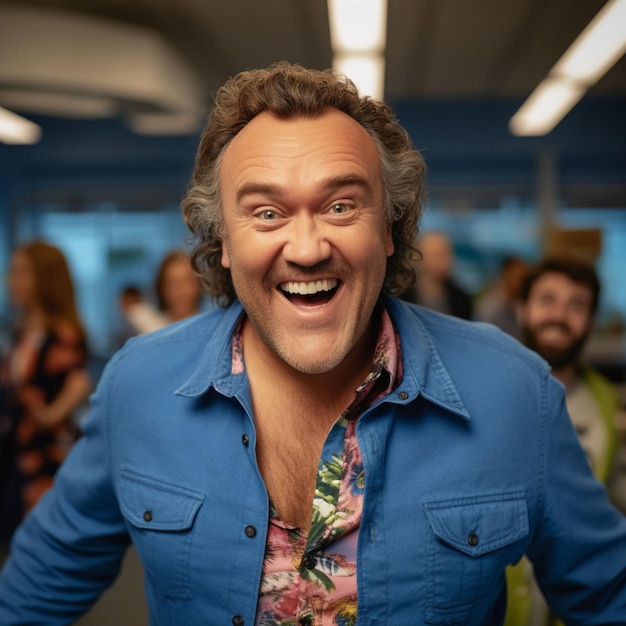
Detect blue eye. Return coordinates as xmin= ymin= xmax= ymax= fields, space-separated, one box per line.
xmin=259 ymin=210 xmax=278 ymax=220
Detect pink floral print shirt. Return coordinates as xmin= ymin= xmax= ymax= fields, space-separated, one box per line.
xmin=231 ymin=306 xmax=401 ymax=626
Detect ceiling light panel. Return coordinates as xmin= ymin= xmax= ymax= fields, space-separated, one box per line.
xmin=328 ymin=0 xmax=388 ymax=52
xmin=509 ymin=78 xmax=586 ymax=136
xmin=333 ymin=54 xmax=385 ymax=100
xmin=553 ymin=0 xmax=626 ymax=83
xmin=0 ymin=106 xmax=42 ymax=145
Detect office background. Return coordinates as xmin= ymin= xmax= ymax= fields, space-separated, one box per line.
xmin=1 ymin=0 xmax=625 ymax=363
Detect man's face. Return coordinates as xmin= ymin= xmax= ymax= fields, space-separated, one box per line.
xmin=219 ymin=108 xmax=393 ymax=375
xmin=518 ymin=271 xmax=594 ymax=369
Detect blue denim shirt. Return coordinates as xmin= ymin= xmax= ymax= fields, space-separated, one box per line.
xmin=1 ymin=298 xmax=625 ymax=625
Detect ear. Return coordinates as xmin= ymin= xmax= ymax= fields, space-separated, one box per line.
xmin=220 ymin=239 xmax=230 ymax=269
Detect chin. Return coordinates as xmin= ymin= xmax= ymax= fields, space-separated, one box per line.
xmin=280 ymin=345 xmax=347 ymax=375
xmin=285 ymin=355 xmax=343 ymax=375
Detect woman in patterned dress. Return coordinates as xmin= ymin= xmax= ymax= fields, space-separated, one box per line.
xmin=0 ymin=241 xmax=90 ymax=546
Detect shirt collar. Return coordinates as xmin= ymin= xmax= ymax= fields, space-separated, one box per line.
xmin=176 ymin=297 xmax=470 ymax=421
xmin=175 ymin=301 xmax=245 ymax=399
xmin=384 ymin=296 xmax=470 ymax=420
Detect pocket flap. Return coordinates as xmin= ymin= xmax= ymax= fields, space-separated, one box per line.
xmin=423 ymin=491 xmax=528 ymax=557
xmin=119 ymin=468 xmax=204 ymax=531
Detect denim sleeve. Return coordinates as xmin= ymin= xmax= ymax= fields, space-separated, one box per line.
xmin=0 ymin=351 xmax=130 ymax=625
xmin=528 ymin=372 xmax=626 ymax=624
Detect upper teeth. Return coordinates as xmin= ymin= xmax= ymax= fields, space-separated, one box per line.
xmin=281 ymin=278 xmax=338 ymax=295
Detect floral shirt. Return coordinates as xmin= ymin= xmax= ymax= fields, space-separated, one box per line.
xmin=231 ymin=305 xmax=401 ymax=626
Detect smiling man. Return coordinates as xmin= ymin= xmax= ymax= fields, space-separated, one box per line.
xmin=506 ymin=257 xmax=623 ymax=626
xmin=518 ymin=257 xmax=620 ymax=482
xmin=1 ymin=63 xmax=626 ymax=626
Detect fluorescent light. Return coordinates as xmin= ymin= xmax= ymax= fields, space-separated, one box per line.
xmin=0 ymin=6 xmax=202 ymax=134
xmin=327 ymin=0 xmax=388 ymax=100
xmin=0 ymin=90 xmax=118 ymax=118
xmin=127 ymin=111 xmax=200 ymax=135
xmin=553 ymin=0 xmax=626 ymax=83
xmin=510 ymin=0 xmax=626 ymax=136
xmin=509 ymin=78 xmax=585 ymax=136
xmin=334 ymin=54 xmax=385 ymax=100
xmin=0 ymin=106 xmax=42 ymax=144
xmin=328 ymin=0 xmax=387 ymax=53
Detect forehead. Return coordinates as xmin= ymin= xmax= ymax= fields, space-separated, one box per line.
xmin=530 ymin=271 xmax=593 ymax=302
xmin=220 ymin=108 xmax=381 ymax=188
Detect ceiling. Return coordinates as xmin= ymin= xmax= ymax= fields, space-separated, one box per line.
xmin=4 ymin=0 xmax=626 ymax=109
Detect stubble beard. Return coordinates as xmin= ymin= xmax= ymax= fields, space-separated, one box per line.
xmin=522 ymin=322 xmax=589 ymax=370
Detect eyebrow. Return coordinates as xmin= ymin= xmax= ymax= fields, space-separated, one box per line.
xmin=236 ymin=174 xmax=373 ymax=203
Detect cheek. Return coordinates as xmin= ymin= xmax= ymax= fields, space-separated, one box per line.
xmin=569 ymin=313 xmax=590 ymax=335
xmin=525 ymin=302 xmax=550 ymax=322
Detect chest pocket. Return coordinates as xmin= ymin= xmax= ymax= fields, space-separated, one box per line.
xmin=423 ymin=491 xmax=529 ymax=624
xmin=119 ymin=468 xmax=205 ymax=600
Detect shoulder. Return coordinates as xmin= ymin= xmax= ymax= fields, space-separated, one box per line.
xmin=106 ymin=306 xmax=234 ymax=387
xmin=580 ymin=364 xmax=621 ymax=407
xmin=388 ymin=297 xmax=550 ymax=384
xmin=119 ymin=307 xmax=228 ymax=358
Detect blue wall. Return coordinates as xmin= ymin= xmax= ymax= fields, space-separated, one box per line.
xmin=1 ymin=96 xmax=625 ymax=197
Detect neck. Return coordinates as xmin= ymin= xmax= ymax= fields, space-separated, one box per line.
xmin=242 ymin=318 xmax=377 ymax=413
xmin=551 ymin=363 xmax=580 ymax=392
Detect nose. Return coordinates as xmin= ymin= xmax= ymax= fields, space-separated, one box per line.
xmin=548 ymin=299 xmax=570 ymax=321
xmin=282 ymin=213 xmax=331 ymax=267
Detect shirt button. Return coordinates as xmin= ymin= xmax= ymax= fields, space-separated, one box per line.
xmin=398 ymin=391 xmax=409 ymax=400
xmin=242 ymin=434 xmax=250 ymax=447
xmin=468 ymin=532 xmax=479 ymax=546
xmin=143 ymin=511 xmax=153 ymax=522
xmin=232 ymin=616 xmax=244 ymax=626
xmin=245 ymin=525 xmax=257 ymax=538
xmin=302 ymin=554 xmax=316 ymax=570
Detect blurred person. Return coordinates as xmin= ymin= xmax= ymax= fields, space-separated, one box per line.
xmin=116 ymin=252 xmax=201 ymax=350
xmin=1 ymin=63 xmax=626 ymax=625
xmin=155 ymin=249 xmax=203 ymax=323
xmin=402 ymin=231 xmax=473 ymax=319
xmin=505 ymin=256 xmax=622 ymax=626
xmin=0 ymin=241 xmax=90 ymax=547
xmin=117 ymin=284 xmax=167 ymax=339
xmin=518 ymin=257 xmax=619 ymax=479
xmin=476 ymin=256 xmax=529 ymax=340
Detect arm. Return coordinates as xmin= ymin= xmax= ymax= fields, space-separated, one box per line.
xmin=528 ymin=374 xmax=626 ymax=624
xmin=27 ymin=368 xmax=92 ymax=428
xmin=0 ymin=355 xmax=129 ymax=625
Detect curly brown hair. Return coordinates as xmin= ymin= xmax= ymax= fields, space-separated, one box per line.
xmin=182 ymin=62 xmax=426 ymax=306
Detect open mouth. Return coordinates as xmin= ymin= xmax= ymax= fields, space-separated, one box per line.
xmin=279 ymin=278 xmax=339 ymax=306
xmin=538 ymin=324 xmax=572 ymax=341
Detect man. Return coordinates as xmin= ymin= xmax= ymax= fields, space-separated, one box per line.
xmin=518 ymin=257 xmax=620 ymax=481
xmin=1 ymin=63 xmax=625 ymax=625
xmin=401 ymin=231 xmax=473 ymax=320
xmin=477 ymin=256 xmax=529 ymax=340
xmin=506 ymin=257 xmax=623 ymax=626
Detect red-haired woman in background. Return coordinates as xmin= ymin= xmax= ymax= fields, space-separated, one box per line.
xmin=0 ymin=241 xmax=90 ymax=546
xmin=155 ymin=250 xmax=203 ymax=324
